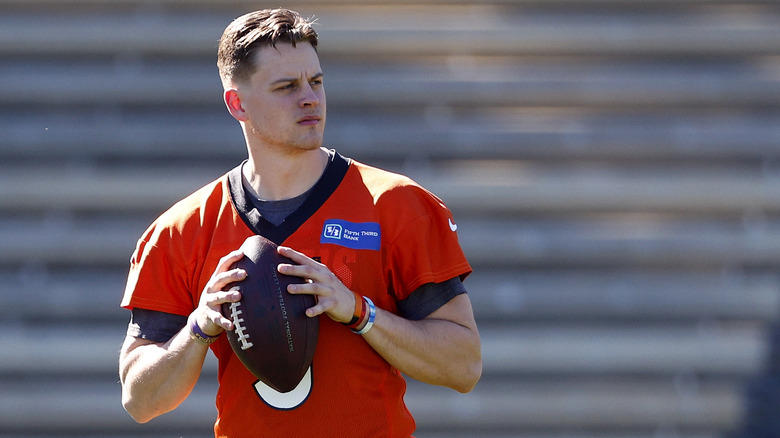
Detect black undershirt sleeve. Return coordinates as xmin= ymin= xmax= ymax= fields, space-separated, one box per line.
xmin=126 ymin=308 xmax=187 ymax=343
xmin=127 ymin=277 xmax=467 ymax=342
xmin=396 ymin=277 xmax=467 ymax=321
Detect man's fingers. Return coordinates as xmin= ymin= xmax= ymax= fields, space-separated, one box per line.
xmin=216 ymin=249 xmax=245 ymax=273
xmin=204 ymin=250 xmax=246 ymax=291
xmin=192 ymin=249 xmax=248 ymax=336
xmin=277 ymin=262 xmax=316 ymax=281
xmin=212 ymin=268 xmax=247 ymax=290
xmin=207 ymin=290 xmax=242 ymax=305
xmin=198 ymin=290 xmax=242 ymax=332
xmin=276 ymin=246 xmax=354 ymax=323
xmin=303 ymin=302 xmax=326 ymax=318
xmin=278 ymin=246 xmax=316 ymax=266
xmin=214 ymin=310 xmax=236 ymax=331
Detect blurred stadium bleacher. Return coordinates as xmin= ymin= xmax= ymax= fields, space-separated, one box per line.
xmin=0 ymin=1 xmax=779 ymax=437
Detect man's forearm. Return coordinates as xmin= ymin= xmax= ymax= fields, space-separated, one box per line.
xmin=363 ymin=294 xmax=482 ymax=393
xmin=119 ymin=328 xmax=210 ymax=423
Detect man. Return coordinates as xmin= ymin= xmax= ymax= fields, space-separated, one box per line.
xmin=119 ymin=8 xmax=481 ymax=437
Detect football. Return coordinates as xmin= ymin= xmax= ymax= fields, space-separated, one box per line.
xmin=221 ymin=235 xmax=319 ymax=393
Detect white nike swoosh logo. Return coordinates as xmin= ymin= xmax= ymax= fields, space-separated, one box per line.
xmin=448 ymin=218 xmax=458 ymax=232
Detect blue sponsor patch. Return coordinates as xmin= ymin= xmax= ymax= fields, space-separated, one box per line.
xmin=320 ymin=220 xmax=381 ymax=250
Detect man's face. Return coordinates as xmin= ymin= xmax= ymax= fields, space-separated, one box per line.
xmin=235 ymin=42 xmax=326 ymax=153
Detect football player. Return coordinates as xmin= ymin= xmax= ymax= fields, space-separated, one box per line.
xmin=119 ymin=8 xmax=481 ymax=437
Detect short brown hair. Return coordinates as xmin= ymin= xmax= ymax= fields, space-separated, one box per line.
xmin=217 ymin=8 xmax=318 ymax=86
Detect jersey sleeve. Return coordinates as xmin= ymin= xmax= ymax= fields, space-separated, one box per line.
xmin=121 ymin=176 xmax=235 ymax=316
xmin=120 ymin=218 xmax=197 ymax=316
xmin=383 ymin=185 xmax=472 ymax=301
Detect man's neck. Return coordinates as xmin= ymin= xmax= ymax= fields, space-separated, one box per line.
xmin=242 ymin=147 xmax=329 ymax=201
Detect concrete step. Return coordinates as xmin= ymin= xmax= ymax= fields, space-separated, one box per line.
xmin=406 ymin=376 xmax=745 ymax=431
xmin=458 ymin=217 xmax=780 ymax=269
xmin=3 ymin=268 xmax=777 ymax=323
xmin=1 ymin=214 xmax=779 ymax=269
xmin=469 ymin=269 xmax=780 ymax=322
xmin=2 ymin=57 xmax=777 ymax=109
xmin=0 ymin=374 xmax=746 ymax=434
xmin=3 ymin=165 xmax=780 ymax=215
xmin=2 ymin=110 xmax=780 ymax=163
xmin=0 ymin=5 xmax=777 ymax=57
xmin=0 ymin=322 xmax=764 ymax=377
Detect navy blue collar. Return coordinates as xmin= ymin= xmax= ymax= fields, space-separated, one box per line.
xmin=228 ymin=151 xmax=351 ymax=245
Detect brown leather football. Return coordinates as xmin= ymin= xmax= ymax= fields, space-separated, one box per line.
xmin=221 ymin=235 xmax=319 ymax=393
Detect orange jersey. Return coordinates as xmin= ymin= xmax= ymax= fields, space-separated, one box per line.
xmin=121 ymin=152 xmax=472 ymax=437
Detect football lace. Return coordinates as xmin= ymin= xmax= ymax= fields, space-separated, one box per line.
xmin=228 ymin=301 xmax=254 ymax=350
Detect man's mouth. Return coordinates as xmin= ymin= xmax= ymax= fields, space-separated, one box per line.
xmin=297 ymin=115 xmax=321 ymax=126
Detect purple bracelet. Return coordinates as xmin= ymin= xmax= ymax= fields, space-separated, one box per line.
xmin=188 ymin=314 xmax=220 ymax=345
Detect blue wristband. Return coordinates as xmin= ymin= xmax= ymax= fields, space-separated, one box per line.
xmin=353 ymin=297 xmax=376 ymax=335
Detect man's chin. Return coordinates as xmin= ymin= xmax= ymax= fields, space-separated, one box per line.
xmin=287 ymin=139 xmax=324 ymax=154
xmin=295 ymin=133 xmax=325 ymax=151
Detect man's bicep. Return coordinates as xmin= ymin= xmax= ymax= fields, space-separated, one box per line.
xmin=121 ymin=333 xmax=158 ymax=355
xmin=425 ymin=293 xmax=478 ymax=330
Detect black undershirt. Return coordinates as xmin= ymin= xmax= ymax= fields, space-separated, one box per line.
xmin=242 ymin=160 xmax=317 ymax=227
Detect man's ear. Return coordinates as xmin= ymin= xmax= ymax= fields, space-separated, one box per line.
xmin=224 ymin=88 xmax=246 ymax=121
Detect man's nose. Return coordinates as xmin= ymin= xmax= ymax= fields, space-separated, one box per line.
xmin=299 ymin=83 xmax=320 ymax=108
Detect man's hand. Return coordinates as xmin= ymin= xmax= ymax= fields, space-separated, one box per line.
xmin=276 ymin=246 xmax=356 ymax=324
xmin=193 ymin=249 xmax=247 ymax=336
xmin=120 ymin=249 xmax=247 ymax=424
xmin=276 ymin=246 xmax=481 ymax=393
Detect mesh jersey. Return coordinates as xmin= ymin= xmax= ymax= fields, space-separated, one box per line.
xmin=121 ymin=152 xmax=472 ymax=438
